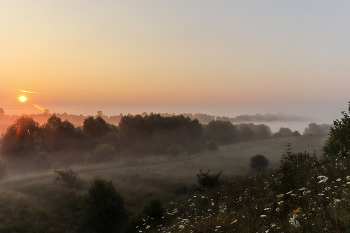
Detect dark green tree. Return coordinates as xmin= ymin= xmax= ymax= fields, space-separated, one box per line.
xmin=78 ymin=178 xmax=126 ymax=233
xmin=83 ymin=116 xmax=111 ymax=138
xmin=41 ymin=114 xmax=76 ymax=152
xmin=0 ymin=116 xmax=41 ymax=158
xmin=324 ymin=102 xmax=350 ymax=157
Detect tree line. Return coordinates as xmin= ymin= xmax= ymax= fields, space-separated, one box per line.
xmin=0 ymin=113 xmax=310 ymax=166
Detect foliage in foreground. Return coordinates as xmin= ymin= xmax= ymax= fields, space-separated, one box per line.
xmin=145 ymin=148 xmax=350 ymax=233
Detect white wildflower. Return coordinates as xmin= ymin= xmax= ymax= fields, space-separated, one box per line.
xmin=289 ymin=214 xmax=300 ymax=227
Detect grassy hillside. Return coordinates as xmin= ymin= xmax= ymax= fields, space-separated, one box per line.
xmin=0 ymin=135 xmax=326 ymax=232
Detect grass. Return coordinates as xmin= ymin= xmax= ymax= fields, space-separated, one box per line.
xmin=0 ymin=135 xmax=327 ymax=232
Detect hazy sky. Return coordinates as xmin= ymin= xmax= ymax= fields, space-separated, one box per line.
xmin=1 ymin=1 xmax=350 ymax=124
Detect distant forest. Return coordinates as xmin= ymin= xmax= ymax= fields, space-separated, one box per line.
xmin=0 ymin=110 xmax=311 ymax=135
xmin=0 ymin=109 xmax=331 ymax=168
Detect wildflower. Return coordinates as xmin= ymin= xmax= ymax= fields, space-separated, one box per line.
xmin=346 ymin=176 xmax=350 ymax=181
xmin=146 ymin=225 xmax=151 ymax=229
xmin=289 ymin=214 xmax=300 ymax=227
xmin=318 ymin=176 xmax=328 ymax=183
xmin=231 ymin=219 xmax=237 ymax=224
xmin=211 ymin=202 xmax=215 ymax=206
xmin=201 ymin=196 xmax=205 ymax=199
xmin=263 ymin=208 xmax=271 ymax=211
xmin=336 ymin=178 xmax=341 ymax=182
xmin=317 ymin=176 xmax=328 ymax=183
xmin=277 ymin=201 xmax=283 ymax=205
xmin=299 ymin=187 xmax=305 ymax=191
xmin=276 ymin=194 xmax=284 ymax=198
xmin=286 ymin=191 xmax=293 ymax=195
xmin=179 ymin=225 xmax=185 ymax=229
xmin=293 ymin=209 xmax=301 ymax=215
xmin=260 ymin=215 xmax=267 ymax=218
xmin=334 ymin=198 xmax=341 ymax=203
xmin=303 ymin=190 xmax=311 ymax=195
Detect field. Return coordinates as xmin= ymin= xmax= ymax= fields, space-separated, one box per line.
xmin=0 ymin=135 xmax=327 ymax=232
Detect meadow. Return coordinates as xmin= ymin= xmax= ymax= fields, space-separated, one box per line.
xmin=0 ymin=135 xmax=326 ymax=232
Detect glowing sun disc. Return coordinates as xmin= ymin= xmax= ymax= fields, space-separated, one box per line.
xmin=19 ymin=96 xmax=26 ymax=102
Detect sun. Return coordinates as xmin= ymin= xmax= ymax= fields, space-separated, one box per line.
xmin=19 ymin=96 xmax=26 ymax=102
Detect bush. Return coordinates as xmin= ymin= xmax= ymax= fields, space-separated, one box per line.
xmin=166 ymin=143 xmax=183 ymax=157
xmin=93 ymin=143 xmax=117 ymax=162
xmin=205 ymin=141 xmax=219 ymax=151
xmin=250 ymin=154 xmax=269 ymax=172
xmin=54 ymin=167 xmax=84 ymax=190
xmin=77 ymin=178 xmax=126 ymax=233
xmin=197 ymin=169 xmax=222 ymax=188
xmin=268 ymin=145 xmax=317 ymax=194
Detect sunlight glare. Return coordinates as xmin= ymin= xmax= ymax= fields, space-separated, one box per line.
xmin=19 ymin=96 xmax=26 ymax=102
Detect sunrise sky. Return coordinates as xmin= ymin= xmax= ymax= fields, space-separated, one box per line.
xmin=1 ymin=1 xmax=350 ymax=124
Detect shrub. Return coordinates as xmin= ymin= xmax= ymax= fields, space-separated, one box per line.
xmin=93 ymin=143 xmax=117 ymax=162
xmin=77 ymin=178 xmax=126 ymax=233
xmin=197 ymin=169 xmax=222 ymax=188
xmin=166 ymin=143 xmax=183 ymax=157
xmin=269 ymin=145 xmax=316 ymax=194
xmin=54 ymin=167 xmax=84 ymax=190
xmin=250 ymin=154 xmax=269 ymax=172
xmin=205 ymin=141 xmax=219 ymax=151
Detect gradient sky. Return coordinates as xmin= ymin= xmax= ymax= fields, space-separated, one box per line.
xmin=1 ymin=1 xmax=350 ymax=124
